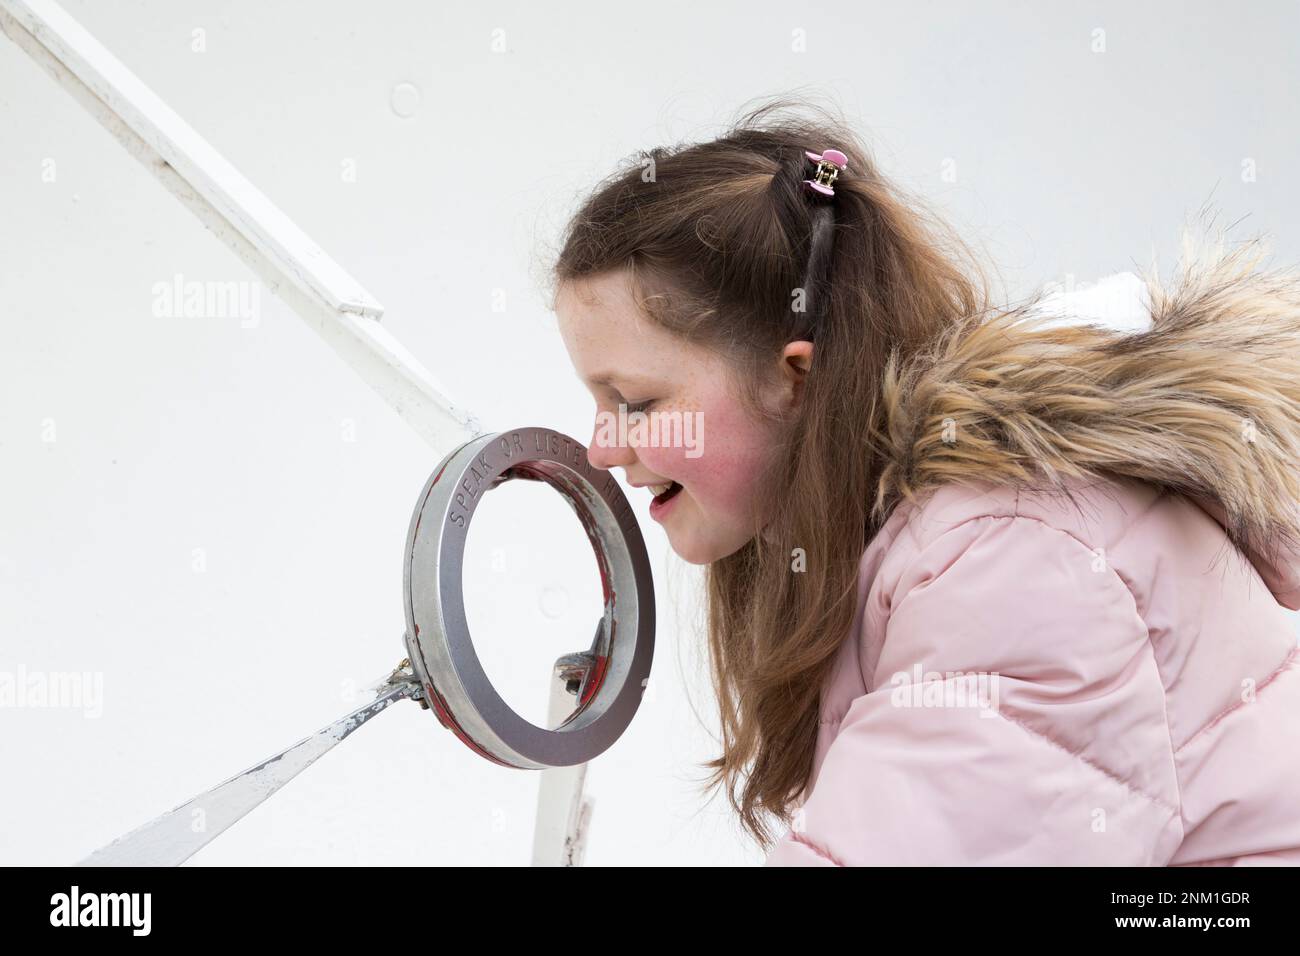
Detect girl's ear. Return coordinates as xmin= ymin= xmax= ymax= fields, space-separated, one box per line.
xmin=780 ymin=340 xmax=815 ymax=408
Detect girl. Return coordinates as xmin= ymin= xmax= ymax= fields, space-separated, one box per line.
xmin=550 ymin=100 xmax=1300 ymax=865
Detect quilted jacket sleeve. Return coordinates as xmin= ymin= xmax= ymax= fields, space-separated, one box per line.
xmin=764 ymin=514 xmax=1184 ymax=866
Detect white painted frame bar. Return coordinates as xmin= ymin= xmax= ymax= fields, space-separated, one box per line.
xmin=0 ymin=0 xmax=485 ymax=451
xmin=531 ymin=672 xmax=594 ymax=866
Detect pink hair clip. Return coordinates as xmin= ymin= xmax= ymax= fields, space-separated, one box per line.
xmin=804 ymin=148 xmax=848 ymax=197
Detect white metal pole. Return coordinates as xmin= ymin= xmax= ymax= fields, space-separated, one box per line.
xmin=531 ymin=670 xmax=594 ymax=866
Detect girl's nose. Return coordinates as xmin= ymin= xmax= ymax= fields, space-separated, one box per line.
xmin=587 ymin=418 xmax=637 ymax=471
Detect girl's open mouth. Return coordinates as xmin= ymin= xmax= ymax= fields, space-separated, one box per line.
xmin=649 ymin=481 xmax=683 ymax=521
xmin=652 ymin=481 xmax=682 ymax=505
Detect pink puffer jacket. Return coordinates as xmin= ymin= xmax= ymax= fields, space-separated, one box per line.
xmin=765 ymin=238 xmax=1300 ymax=866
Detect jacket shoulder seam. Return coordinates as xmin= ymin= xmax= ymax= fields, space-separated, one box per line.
xmin=992 ymin=706 xmax=1181 ymax=818
xmin=1176 ymin=645 xmax=1300 ymax=755
xmin=993 ymin=512 xmax=1185 ymax=828
xmin=785 ymin=829 xmax=847 ymax=866
xmin=897 ymin=509 xmax=1136 ymax=611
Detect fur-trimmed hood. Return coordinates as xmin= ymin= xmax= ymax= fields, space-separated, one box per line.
xmin=875 ymin=230 xmax=1300 ymax=607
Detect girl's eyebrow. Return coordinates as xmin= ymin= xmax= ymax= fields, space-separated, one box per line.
xmin=588 ymin=371 xmax=650 ymax=388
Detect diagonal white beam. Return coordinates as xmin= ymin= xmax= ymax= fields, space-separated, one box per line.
xmin=0 ymin=0 xmax=484 ymax=451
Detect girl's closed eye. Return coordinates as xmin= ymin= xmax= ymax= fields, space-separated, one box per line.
xmin=624 ymin=398 xmax=655 ymax=414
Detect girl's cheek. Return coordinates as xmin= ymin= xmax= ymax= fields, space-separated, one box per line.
xmin=666 ymin=402 xmax=771 ymax=513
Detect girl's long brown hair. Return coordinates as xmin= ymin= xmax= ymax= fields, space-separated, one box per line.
xmin=549 ymin=96 xmax=994 ymax=848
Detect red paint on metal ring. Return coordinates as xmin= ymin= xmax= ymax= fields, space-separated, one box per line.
xmin=577 ymin=653 xmax=610 ymax=708
xmin=424 ymin=680 xmax=522 ymax=769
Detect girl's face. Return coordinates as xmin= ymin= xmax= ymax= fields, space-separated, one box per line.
xmin=555 ymin=270 xmax=809 ymax=565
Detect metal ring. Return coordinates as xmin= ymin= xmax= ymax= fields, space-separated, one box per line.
xmin=402 ymin=426 xmax=655 ymax=769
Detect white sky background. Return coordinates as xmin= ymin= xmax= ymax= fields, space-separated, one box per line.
xmin=1 ymin=0 xmax=1297 ymax=865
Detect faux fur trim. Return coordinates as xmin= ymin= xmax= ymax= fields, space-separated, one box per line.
xmin=873 ymin=228 xmax=1300 ymax=584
